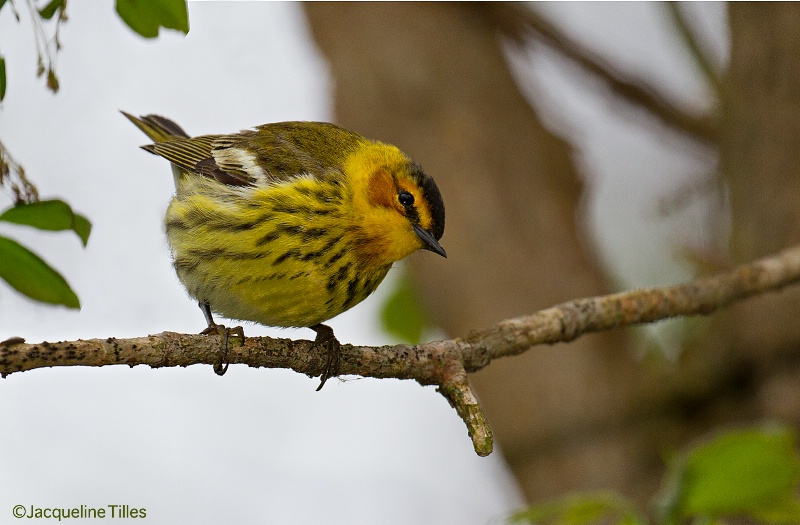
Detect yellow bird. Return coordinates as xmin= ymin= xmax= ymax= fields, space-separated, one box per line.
xmin=123 ymin=112 xmax=446 ymax=389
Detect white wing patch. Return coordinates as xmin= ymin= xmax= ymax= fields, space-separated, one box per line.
xmin=212 ymin=146 xmax=270 ymax=186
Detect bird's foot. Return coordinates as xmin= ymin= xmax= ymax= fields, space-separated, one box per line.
xmin=310 ymin=323 xmax=340 ymax=391
xmin=201 ymin=323 xmax=245 ymax=376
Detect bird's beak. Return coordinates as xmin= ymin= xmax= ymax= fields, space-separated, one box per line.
xmin=413 ymin=224 xmax=447 ymax=258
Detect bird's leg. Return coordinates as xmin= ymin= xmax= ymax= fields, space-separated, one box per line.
xmin=310 ymin=323 xmax=341 ymax=391
xmin=198 ymin=301 xmax=244 ymax=376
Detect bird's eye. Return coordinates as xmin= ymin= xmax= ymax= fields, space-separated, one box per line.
xmin=398 ymin=191 xmax=415 ymax=207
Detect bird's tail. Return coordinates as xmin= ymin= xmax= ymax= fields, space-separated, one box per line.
xmin=121 ymin=111 xmax=190 ymax=142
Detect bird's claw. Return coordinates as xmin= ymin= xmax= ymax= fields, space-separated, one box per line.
xmin=311 ymin=323 xmax=340 ymax=391
xmin=201 ymin=323 xmax=245 ymax=376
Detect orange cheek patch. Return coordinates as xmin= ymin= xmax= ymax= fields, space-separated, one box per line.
xmin=367 ymin=169 xmax=398 ymax=210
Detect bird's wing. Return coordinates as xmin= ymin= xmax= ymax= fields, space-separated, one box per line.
xmin=211 ymin=122 xmax=364 ymax=186
xmin=141 ymin=121 xmax=363 ymax=188
xmin=143 ymin=135 xmax=256 ymax=187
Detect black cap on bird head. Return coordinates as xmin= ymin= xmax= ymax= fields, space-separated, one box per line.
xmin=409 ymin=163 xmax=446 ymax=257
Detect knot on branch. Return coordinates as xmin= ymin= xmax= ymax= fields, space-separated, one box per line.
xmin=558 ymin=300 xmax=593 ymax=341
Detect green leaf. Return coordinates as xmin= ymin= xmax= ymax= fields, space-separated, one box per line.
xmin=115 ymin=0 xmax=189 ymax=38
xmin=0 ymin=235 xmax=80 ymax=308
xmin=0 ymin=0 xmax=7 ymax=12
xmin=658 ymin=426 xmax=800 ymax=524
xmin=37 ymin=0 xmax=64 ymax=20
xmin=510 ymin=491 xmax=646 ymax=525
xmin=0 ymin=199 xmax=91 ymax=246
xmin=0 ymin=55 xmax=6 ymax=102
xmin=71 ymin=213 xmax=92 ymax=246
xmin=380 ymin=271 xmax=427 ymax=344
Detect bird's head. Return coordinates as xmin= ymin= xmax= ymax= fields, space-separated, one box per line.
xmin=346 ymin=141 xmax=446 ymax=264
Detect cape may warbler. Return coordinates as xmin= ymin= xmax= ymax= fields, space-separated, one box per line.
xmin=123 ymin=112 xmax=446 ymax=389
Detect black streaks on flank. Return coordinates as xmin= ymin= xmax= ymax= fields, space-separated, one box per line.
xmin=274 ymin=224 xmax=328 ymax=240
xmin=325 ymin=247 xmax=346 ymax=267
xmin=236 ymin=271 xmax=287 ymax=285
xmin=173 ymin=257 xmax=200 ymax=273
xmin=340 ymin=266 xmax=391 ymax=311
xmin=310 ymin=207 xmax=339 ymax=217
xmin=256 ymin=230 xmax=281 ymax=246
xmin=268 ymin=203 xmax=341 ymax=218
xmin=318 ymin=235 xmax=340 ymax=257
xmin=271 ymin=247 xmax=318 ymax=266
xmin=273 ymin=249 xmax=301 ymax=266
xmin=326 ymin=262 xmax=352 ymax=293
xmin=206 ymin=219 xmax=261 ymax=232
xmin=363 ymin=273 xmax=383 ymax=296
xmin=228 ymin=251 xmax=268 ymax=260
xmin=186 ymin=247 xmax=268 ymax=261
xmin=295 ymin=185 xmax=313 ymax=197
xmin=301 ymin=227 xmax=328 ymax=239
xmin=164 ymin=216 xmax=189 ymax=231
xmin=344 ymin=277 xmax=360 ymax=309
xmin=269 ymin=204 xmax=301 ymax=215
xmin=187 ymin=248 xmax=226 ymax=259
xmin=261 ymin=230 xmax=343 ymax=265
xmin=297 ymin=235 xmax=340 ymax=264
xmin=298 ymin=251 xmax=321 ymax=263
xmin=313 ymin=186 xmax=342 ymax=204
xmin=278 ymin=225 xmax=303 ymax=236
xmin=183 ymin=207 xmax=211 ymax=226
xmin=175 ymin=205 xmax=261 ymax=233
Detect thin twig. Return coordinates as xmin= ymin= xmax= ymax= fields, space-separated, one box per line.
xmin=492 ymin=3 xmax=719 ymax=144
xmin=665 ymin=2 xmax=722 ymax=95
xmin=0 ymin=140 xmax=39 ymax=204
xmin=4 ymin=245 xmax=800 ymax=456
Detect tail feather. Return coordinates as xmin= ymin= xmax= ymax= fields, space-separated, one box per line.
xmin=121 ymin=111 xmax=190 ymax=142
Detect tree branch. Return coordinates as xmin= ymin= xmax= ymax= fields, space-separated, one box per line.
xmin=4 ymin=245 xmax=800 ymax=456
xmin=491 ymin=3 xmax=719 ymax=144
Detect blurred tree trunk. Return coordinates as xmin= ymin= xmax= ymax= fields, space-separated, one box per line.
xmin=305 ymin=2 xmax=800 ymax=504
xmin=713 ymin=3 xmax=800 ymax=423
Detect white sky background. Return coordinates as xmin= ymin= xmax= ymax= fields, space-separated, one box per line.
xmin=0 ymin=2 xmax=727 ymax=524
